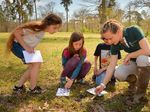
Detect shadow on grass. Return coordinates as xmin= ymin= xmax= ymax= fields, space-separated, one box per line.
xmin=85 ymin=90 xmax=149 ymax=112
xmin=0 ymin=65 xmax=58 ymax=111
xmin=0 ymin=83 xmax=58 ymax=112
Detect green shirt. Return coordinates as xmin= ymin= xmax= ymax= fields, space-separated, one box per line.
xmin=111 ymin=25 xmax=145 ymax=56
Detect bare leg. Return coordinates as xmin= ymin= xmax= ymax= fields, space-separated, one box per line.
xmin=29 ymin=62 xmax=41 ymax=90
xmin=17 ymin=64 xmax=32 ymax=87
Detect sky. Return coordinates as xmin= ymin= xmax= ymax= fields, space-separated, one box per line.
xmin=36 ymin=0 xmax=131 ymax=18
xmin=0 ymin=0 xmax=131 ymax=18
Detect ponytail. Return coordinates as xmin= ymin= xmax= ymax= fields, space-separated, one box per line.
xmin=6 ymin=13 xmax=62 ymax=54
xmin=101 ymin=19 xmax=123 ymax=34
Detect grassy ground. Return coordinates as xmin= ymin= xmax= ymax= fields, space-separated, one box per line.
xmin=0 ymin=32 xmax=149 ymax=112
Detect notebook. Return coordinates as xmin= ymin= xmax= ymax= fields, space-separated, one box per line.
xmin=23 ymin=50 xmax=43 ymax=63
xmin=87 ymin=87 xmax=107 ymax=96
xmin=56 ymin=88 xmax=70 ymax=96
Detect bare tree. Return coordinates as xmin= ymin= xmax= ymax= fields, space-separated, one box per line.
xmin=38 ymin=1 xmax=56 ymax=18
xmin=33 ymin=0 xmax=41 ymax=20
xmin=73 ymin=8 xmax=90 ymax=31
xmin=131 ymin=0 xmax=150 ymax=8
xmin=81 ymin=0 xmax=116 ymax=24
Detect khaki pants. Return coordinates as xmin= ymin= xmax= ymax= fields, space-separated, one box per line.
xmin=114 ymin=55 xmax=150 ymax=81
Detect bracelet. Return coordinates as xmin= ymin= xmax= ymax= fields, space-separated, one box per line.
xmin=100 ymin=83 xmax=106 ymax=89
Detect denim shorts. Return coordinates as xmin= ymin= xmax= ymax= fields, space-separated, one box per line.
xmin=11 ymin=41 xmax=26 ymax=63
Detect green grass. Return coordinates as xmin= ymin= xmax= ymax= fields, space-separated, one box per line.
xmin=0 ymin=32 xmax=150 ymax=112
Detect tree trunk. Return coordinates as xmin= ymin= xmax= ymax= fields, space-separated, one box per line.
xmin=21 ymin=0 xmax=23 ymax=23
xmin=101 ymin=0 xmax=106 ymax=24
xmin=66 ymin=10 xmax=68 ymax=32
xmin=81 ymin=19 xmax=83 ymax=32
xmin=34 ymin=0 xmax=37 ymax=20
xmin=98 ymin=0 xmax=107 ymax=24
xmin=128 ymin=5 xmax=131 ymax=25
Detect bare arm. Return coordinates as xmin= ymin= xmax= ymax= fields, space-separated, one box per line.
xmin=94 ymin=56 xmax=110 ymax=75
xmin=132 ymin=38 xmax=150 ymax=56
xmin=102 ymin=55 xmax=118 ymax=85
xmin=97 ymin=66 xmax=108 ymax=74
xmin=124 ymin=38 xmax=150 ymax=63
xmin=94 ymin=56 xmax=98 ymax=75
xmin=95 ymin=55 xmax=118 ymax=94
xmin=14 ymin=28 xmax=34 ymax=53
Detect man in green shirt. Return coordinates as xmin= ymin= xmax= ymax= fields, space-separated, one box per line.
xmin=95 ymin=19 xmax=150 ymax=103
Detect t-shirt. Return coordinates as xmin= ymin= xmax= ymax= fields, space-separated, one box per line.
xmin=94 ymin=43 xmax=121 ymax=68
xmin=62 ymin=47 xmax=87 ymax=79
xmin=111 ymin=26 xmax=145 ymax=56
xmin=22 ymin=29 xmax=45 ymax=47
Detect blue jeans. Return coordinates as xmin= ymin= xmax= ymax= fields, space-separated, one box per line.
xmin=95 ymin=71 xmax=106 ymax=85
xmin=61 ymin=56 xmax=91 ymax=80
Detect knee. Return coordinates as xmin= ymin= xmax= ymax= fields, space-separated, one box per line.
xmin=67 ymin=56 xmax=80 ymax=66
xmin=136 ymin=55 xmax=149 ymax=67
xmin=32 ymin=62 xmax=41 ymax=68
xmin=84 ymin=61 xmax=91 ymax=69
xmin=114 ymin=69 xmax=126 ymax=81
xmin=72 ymin=56 xmax=80 ymax=62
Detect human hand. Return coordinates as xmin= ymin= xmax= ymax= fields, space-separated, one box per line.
xmin=74 ymin=54 xmax=79 ymax=57
xmin=94 ymin=68 xmax=99 ymax=75
xmin=65 ymin=79 xmax=73 ymax=89
xmin=25 ymin=46 xmax=34 ymax=53
xmin=123 ymin=54 xmax=131 ymax=65
xmin=95 ymin=85 xmax=105 ymax=95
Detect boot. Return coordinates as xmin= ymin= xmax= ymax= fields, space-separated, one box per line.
xmin=126 ymin=74 xmax=137 ymax=94
xmin=133 ymin=66 xmax=150 ymax=103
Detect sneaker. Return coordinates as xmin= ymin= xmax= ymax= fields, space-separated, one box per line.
xmin=60 ymin=81 xmax=67 ymax=88
xmin=29 ymin=86 xmax=42 ymax=94
xmin=13 ymin=85 xmax=26 ymax=93
xmin=76 ymin=79 xmax=85 ymax=84
xmin=92 ymin=75 xmax=96 ymax=82
xmin=60 ymin=77 xmax=67 ymax=88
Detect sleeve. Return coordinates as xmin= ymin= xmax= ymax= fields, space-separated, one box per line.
xmin=94 ymin=44 xmax=101 ymax=56
xmin=82 ymin=48 xmax=87 ymax=57
xmin=110 ymin=44 xmax=120 ymax=55
xmin=117 ymin=50 xmax=121 ymax=59
xmin=62 ymin=48 xmax=70 ymax=67
xmin=132 ymin=26 xmax=145 ymax=41
xmin=71 ymin=49 xmax=87 ymax=79
xmin=23 ymin=28 xmax=34 ymax=35
xmin=62 ymin=56 xmax=68 ymax=67
xmin=71 ymin=56 xmax=85 ymax=79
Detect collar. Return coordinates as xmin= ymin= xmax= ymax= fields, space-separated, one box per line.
xmin=122 ymin=28 xmax=130 ymax=48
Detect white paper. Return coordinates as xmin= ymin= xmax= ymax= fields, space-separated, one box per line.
xmin=23 ymin=50 xmax=43 ymax=63
xmin=87 ymin=87 xmax=107 ymax=96
xmin=56 ymin=88 xmax=70 ymax=96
